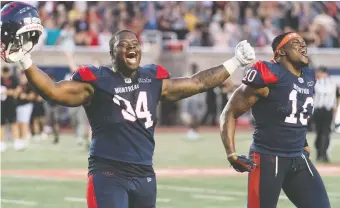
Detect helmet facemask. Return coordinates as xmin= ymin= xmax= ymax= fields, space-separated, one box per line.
xmin=1 ymin=30 xmax=41 ymax=62
xmin=0 ymin=2 xmax=43 ymax=62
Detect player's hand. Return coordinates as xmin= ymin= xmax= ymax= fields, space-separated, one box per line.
xmin=234 ymin=40 xmax=256 ymax=67
xmin=228 ymin=153 xmax=256 ymax=173
xmin=4 ymin=42 xmax=33 ymax=70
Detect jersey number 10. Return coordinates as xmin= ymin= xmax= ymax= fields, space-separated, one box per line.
xmin=285 ymin=89 xmax=314 ymax=125
xmin=113 ymin=91 xmax=154 ymax=128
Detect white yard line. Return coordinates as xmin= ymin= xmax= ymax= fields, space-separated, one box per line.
xmin=159 ymin=184 xmax=340 ymax=201
xmin=0 ymin=199 xmax=37 ymax=206
xmin=158 ymin=184 xmax=245 ymax=196
xmin=157 ymin=198 xmax=171 ymax=203
xmin=192 ymin=194 xmax=235 ymax=201
xmin=2 ymin=175 xmax=81 ymax=182
xmin=64 ymin=197 xmax=86 ymax=203
xmin=64 ymin=196 xmax=170 ymax=203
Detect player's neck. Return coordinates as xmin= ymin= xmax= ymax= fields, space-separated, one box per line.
xmin=280 ymin=61 xmax=302 ymax=77
xmin=113 ymin=64 xmax=138 ymax=78
xmin=120 ymin=69 xmax=138 ymax=79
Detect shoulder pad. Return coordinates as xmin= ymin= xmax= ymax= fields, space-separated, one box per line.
xmin=140 ymin=64 xmax=170 ymax=79
xmin=71 ymin=65 xmax=99 ymax=82
xmin=242 ymin=61 xmax=279 ymax=87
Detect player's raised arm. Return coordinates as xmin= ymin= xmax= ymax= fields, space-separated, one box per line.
xmin=161 ymin=40 xmax=255 ymax=101
xmin=23 ymin=63 xmax=94 ymax=107
xmin=4 ymin=53 xmax=93 ymax=107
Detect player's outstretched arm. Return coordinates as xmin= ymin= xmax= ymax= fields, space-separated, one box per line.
xmin=24 ymin=64 xmax=94 ymax=107
xmin=161 ymin=40 xmax=255 ymax=101
xmin=162 ymin=64 xmax=231 ymax=101
xmin=219 ymin=84 xmax=268 ymax=159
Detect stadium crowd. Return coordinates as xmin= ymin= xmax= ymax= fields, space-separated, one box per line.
xmin=21 ymin=1 xmax=340 ymax=49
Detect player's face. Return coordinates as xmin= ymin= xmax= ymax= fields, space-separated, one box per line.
xmin=286 ymin=37 xmax=309 ymax=66
xmin=114 ymin=32 xmax=141 ymax=72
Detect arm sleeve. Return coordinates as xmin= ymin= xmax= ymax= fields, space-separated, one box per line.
xmin=242 ymin=67 xmax=266 ymax=88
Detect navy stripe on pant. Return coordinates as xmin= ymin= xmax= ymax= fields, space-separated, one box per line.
xmin=247 ymin=152 xmax=330 ymax=208
xmin=86 ymin=171 xmax=156 ymax=208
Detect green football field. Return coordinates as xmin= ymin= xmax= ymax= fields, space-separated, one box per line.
xmin=1 ymin=129 xmax=340 ymax=208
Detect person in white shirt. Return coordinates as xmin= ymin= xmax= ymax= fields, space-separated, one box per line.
xmin=314 ymin=66 xmax=339 ymax=163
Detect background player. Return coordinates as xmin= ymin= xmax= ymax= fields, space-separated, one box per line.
xmin=1 ymin=2 xmax=256 ymax=208
xmin=1 ymin=66 xmax=20 ymax=151
xmin=16 ymin=71 xmax=35 ymax=150
xmin=220 ymin=32 xmax=330 ymax=208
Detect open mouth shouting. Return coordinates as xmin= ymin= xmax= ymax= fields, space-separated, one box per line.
xmin=125 ymin=51 xmax=139 ymax=66
xmin=299 ymin=48 xmax=308 ymax=58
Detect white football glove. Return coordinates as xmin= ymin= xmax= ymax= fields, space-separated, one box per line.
xmin=6 ymin=42 xmax=33 ymax=70
xmin=234 ymin=40 xmax=256 ymax=66
xmin=223 ymin=40 xmax=256 ymax=75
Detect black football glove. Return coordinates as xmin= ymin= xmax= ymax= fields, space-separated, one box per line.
xmin=229 ymin=155 xmax=256 ymax=173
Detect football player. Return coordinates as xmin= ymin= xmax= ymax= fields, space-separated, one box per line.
xmin=220 ymin=32 xmax=330 ymax=208
xmin=1 ymin=2 xmax=255 ymax=207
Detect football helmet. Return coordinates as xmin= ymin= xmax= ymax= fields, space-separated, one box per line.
xmin=1 ymin=2 xmax=43 ymax=62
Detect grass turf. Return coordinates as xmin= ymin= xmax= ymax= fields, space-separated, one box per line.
xmin=1 ymin=130 xmax=340 ymax=208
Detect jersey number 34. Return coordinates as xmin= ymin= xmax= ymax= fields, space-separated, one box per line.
xmin=285 ymin=89 xmax=313 ymax=125
xmin=113 ymin=91 xmax=153 ymax=128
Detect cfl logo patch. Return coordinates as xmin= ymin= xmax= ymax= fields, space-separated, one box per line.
xmin=23 ymin=17 xmax=41 ymax=25
xmin=147 ymin=177 xmax=152 ymax=182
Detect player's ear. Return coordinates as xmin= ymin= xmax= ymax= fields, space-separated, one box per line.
xmin=111 ymin=47 xmax=119 ymax=60
xmin=277 ymin=48 xmax=286 ymax=56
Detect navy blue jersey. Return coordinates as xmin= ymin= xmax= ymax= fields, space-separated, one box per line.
xmin=242 ymin=61 xmax=315 ymax=157
xmin=71 ymin=64 xmax=170 ymax=166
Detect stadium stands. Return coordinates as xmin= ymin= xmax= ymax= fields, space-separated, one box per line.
xmin=13 ymin=1 xmax=339 ymax=50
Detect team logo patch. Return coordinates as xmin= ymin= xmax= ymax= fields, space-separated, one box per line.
xmin=307 ymin=81 xmax=314 ymax=87
xmin=124 ymin=78 xmax=132 ymax=83
xmin=138 ymin=78 xmax=151 ymax=83
xmin=298 ymin=77 xmax=304 ymax=83
xmin=23 ymin=17 xmax=41 ymax=25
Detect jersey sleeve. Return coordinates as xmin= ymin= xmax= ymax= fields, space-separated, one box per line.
xmin=143 ymin=64 xmax=171 ymax=80
xmin=70 ymin=66 xmax=98 ymax=82
xmin=242 ymin=61 xmax=279 ymax=88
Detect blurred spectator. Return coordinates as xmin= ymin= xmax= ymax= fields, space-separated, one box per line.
xmin=1 ymin=66 xmax=20 ymax=152
xmin=58 ymin=22 xmax=76 ymax=51
xmin=85 ymin=23 xmax=99 ymax=46
xmin=43 ymin=17 xmax=61 ymax=46
xmin=200 ymin=87 xmax=218 ymax=126
xmin=7 ymin=1 xmax=338 ymax=49
xmin=181 ymin=63 xmax=204 ymax=140
xmin=184 ymin=7 xmax=198 ymax=32
xmin=144 ymin=2 xmax=158 ymax=30
xmin=16 ymin=72 xmax=35 ymax=150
